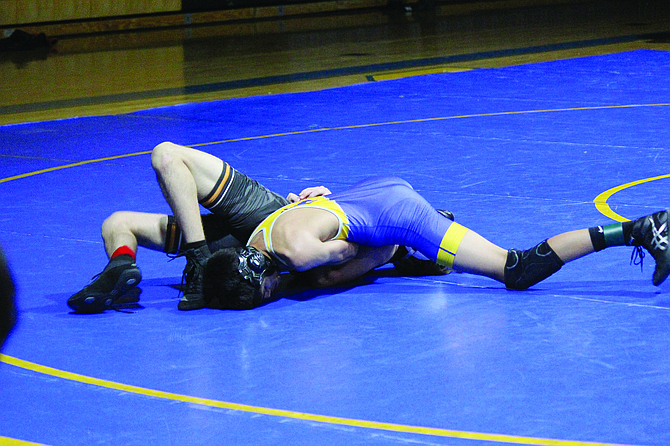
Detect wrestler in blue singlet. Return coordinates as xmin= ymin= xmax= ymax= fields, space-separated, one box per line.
xmin=250 ymin=177 xmax=468 ymax=268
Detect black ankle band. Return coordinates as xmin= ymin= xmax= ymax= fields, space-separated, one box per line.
xmin=590 ymin=223 xmax=627 ymax=251
xmin=588 ymin=226 xmax=607 ymax=251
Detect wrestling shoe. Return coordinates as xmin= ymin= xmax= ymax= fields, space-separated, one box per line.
xmin=114 ymin=286 xmax=142 ymax=305
xmin=630 ymin=210 xmax=670 ymax=286
xmin=177 ymin=244 xmax=211 ymax=311
xmin=67 ymin=256 xmax=141 ymax=313
xmin=436 ymin=209 xmax=454 ymax=221
xmin=392 ymin=209 xmax=455 ymax=276
xmin=392 ymin=246 xmax=451 ymax=276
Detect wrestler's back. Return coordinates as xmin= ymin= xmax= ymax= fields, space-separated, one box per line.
xmin=249 ymin=206 xmax=342 ymax=268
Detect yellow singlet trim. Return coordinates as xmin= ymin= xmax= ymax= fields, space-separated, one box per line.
xmin=437 ymin=222 xmax=469 ymax=268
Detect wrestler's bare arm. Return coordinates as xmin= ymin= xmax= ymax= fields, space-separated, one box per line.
xmin=286 ymin=236 xmax=359 ymax=272
xmin=283 ymin=185 xmax=395 ymax=285
xmin=301 ymin=244 xmax=398 ymax=288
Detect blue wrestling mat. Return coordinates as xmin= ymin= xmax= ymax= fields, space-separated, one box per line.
xmin=1 ymin=50 xmax=670 ymax=446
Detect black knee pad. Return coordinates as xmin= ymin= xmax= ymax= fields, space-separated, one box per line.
xmin=504 ymin=240 xmax=564 ymax=290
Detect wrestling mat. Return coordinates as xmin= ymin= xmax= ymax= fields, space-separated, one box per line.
xmin=1 ymin=50 xmax=669 ymax=446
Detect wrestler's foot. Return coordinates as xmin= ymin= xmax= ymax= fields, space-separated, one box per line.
xmin=178 ymin=244 xmax=211 ymax=311
xmin=630 ymin=210 xmax=670 ymax=286
xmin=68 ymin=256 xmax=141 ymax=313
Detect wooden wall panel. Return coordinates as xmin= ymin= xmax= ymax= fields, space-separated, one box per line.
xmin=0 ymin=44 xmax=185 ymax=107
xmin=0 ymin=1 xmax=18 ymax=28
xmin=0 ymin=0 xmax=181 ymax=26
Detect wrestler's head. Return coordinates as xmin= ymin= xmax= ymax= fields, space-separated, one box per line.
xmin=203 ymin=246 xmax=278 ymax=310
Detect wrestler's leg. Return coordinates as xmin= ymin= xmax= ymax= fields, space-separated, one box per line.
xmin=151 ymin=142 xmax=223 ymax=244
xmin=547 ymin=213 xmax=670 ymax=286
xmin=365 ymin=179 xmax=668 ymax=288
xmin=545 ymin=229 xmax=594 ymax=262
xmin=151 ymin=142 xmax=228 ymax=310
xmin=453 ymin=210 xmax=670 ymax=289
xmin=451 ymin=230 xmax=508 ymax=282
xmin=452 ymin=229 xmax=600 ymax=286
xmin=101 ymin=211 xmax=168 ymax=257
xmin=67 ymin=211 xmax=165 ymax=313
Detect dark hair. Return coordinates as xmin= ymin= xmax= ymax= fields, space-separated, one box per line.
xmin=203 ymin=247 xmax=262 ymax=310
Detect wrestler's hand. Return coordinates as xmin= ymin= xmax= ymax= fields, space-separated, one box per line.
xmin=286 ymin=186 xmax=332 ymax=203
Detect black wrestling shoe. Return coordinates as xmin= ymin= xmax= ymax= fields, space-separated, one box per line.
xmin=177 ymin=244 xmax=211 ymax=311
xmin=68 ymin=258 xmax=141 ymax=313
xmin=115 ymin=287 xmax=141 ymax=305
xmin=630 ymin=210 xmax=670 ymax=286
xmin=393 ymin=247 xmax=451 ymax=276
xmin=436 ymin=209 xmax=454 ymax=221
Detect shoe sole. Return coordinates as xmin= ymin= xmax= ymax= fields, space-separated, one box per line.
xmin=70 ymin=268 xmax=141 ymax=313
xmin=178 ymin=295 xmax=206 ymax=311
xmin=114 ymin=286 xmax=141 ymax=305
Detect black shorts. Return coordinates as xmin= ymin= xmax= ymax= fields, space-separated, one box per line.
xmin=164 ymin=163 xmax=289 ymax=254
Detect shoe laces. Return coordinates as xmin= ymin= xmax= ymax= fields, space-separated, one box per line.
xmin=109 ymin=305 xmax=134 ymax=314
xmin=630 ymin=244 xmax=645 ymax=272
xmin=167 ymin=250 xmax=184 ymax=261
xmin=179 ymin=253 xmax=204 ymax=299
xmin=167 ymin=252 xmax=190 ymax=297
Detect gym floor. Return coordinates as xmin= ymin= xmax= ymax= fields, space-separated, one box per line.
xmin=1 ymin=1 xmax=669 ymax=445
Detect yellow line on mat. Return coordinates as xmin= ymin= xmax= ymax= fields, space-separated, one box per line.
xmin=189 ymin=103 xmax=670 ymax=147
xmin=0 ymin=354 xmax=637 ymax=446
xmin=3 ymin=104 xmax=669 ymax=184
xmin=0 ymin=436 xmax=48 ymax=445
xmin=594 ymin=174 xmax=670 ymax=222
xmin=0 ymin=151 xmax=152 ymax=184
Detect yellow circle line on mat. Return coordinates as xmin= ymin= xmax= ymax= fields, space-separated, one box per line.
xmin=0 ymin=354 xmax=636 ymax=446
xmin=594 ymin=174 xmax=670 ymax=222
xmin=189 ymin=103 xmax=670 ymax=147
xmin=1 ymin=103 xmax=668 ymax=186
xmin=0 ymin=436 xmax=47 ymax=445
xmin=0 ymin=152 xmax=152 ymax=184
xmin=3 ymin=103 xmax=664 ymax=446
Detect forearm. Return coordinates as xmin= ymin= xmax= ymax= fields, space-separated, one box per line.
xmin=304 ymin=245 xmax=398 ymax=288
xmin=292 ymin=239 xmax=359 ymax=272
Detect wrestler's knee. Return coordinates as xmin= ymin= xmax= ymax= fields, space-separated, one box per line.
xmin=151 ymin=141 xmax=182 ymax=173
xmin=101 ymin=211 xmax=135 ymax=238
xmin=504 ymin=240 xmax=564 ymax=290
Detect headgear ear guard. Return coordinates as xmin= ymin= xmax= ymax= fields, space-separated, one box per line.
xmin=237 ymin=246 xmax=277 ymax=287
